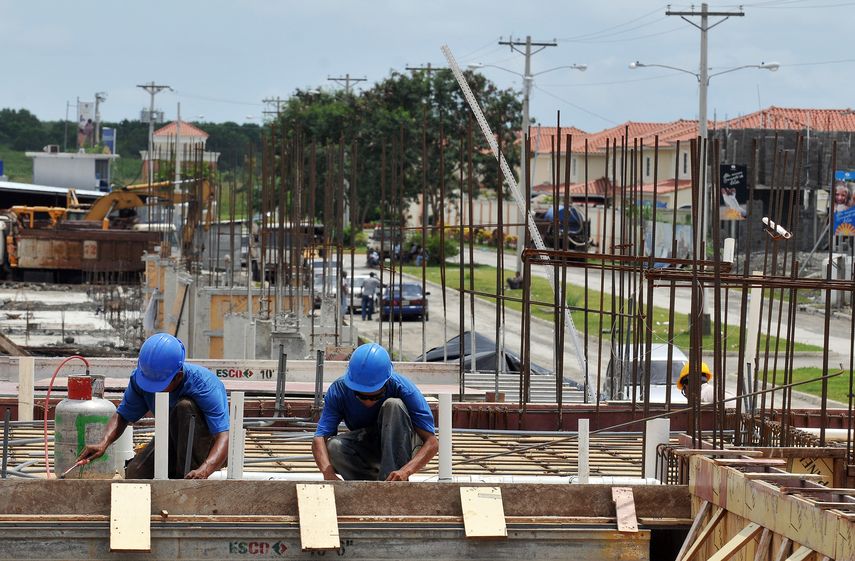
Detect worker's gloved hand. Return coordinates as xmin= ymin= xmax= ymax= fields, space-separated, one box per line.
xmin=77 ymin=442 xmax=107 ymax=463
xmin=385 ymin=469 xmax=410 ymax=482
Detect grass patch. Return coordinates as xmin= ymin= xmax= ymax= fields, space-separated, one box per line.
xmin=0 ymin=145 xmax=33 ymax=182
xmin=772 ymin=367 xmax=851 ymax=403
xmin=402 ymin=263 xmax=823 ymax=353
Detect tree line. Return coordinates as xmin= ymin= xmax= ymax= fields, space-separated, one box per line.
xmin=0 ymin=108 xmax=263 ymax=171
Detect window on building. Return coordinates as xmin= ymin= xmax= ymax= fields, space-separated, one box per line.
xmin=682 ymin=153 xmax=688 ymax=175
xmin=572 ymin=157 xmax=577 ymax=177
xmin=645 ymin=157 xmax=650 ymax=177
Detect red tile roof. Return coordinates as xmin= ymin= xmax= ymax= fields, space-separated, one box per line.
xmin=527 ymin=120 xmax=701 ymax=154
xmin=154 ymin=120 xmax=209 ymax=138
xmin=721 ymin=106 xmax=855 ymax=131
xmin=525 ymin=106 xmax=855 ymax=155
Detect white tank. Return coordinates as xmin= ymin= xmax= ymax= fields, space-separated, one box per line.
xmin=54 ymin=375 xmax=118 ymax=479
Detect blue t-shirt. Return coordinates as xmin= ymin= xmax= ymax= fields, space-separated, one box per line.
xmin=314 ymin=372 xmax=435 ymax=437
xmin=116 ymin=362 xmax=230 ymax=435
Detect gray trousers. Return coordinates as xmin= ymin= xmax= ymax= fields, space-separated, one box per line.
xmin=327 ymin=398 xmax=422 ymax=481
xmin=125 ymin=398 xmax=215 ymax=479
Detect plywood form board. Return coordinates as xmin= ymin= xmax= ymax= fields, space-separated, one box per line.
xmin=460 ymin=486 xmax=508 ymax=538
xmin=612 ymin=487 xmax=639 ymax=533
xmin=689 ymin=455 xmax=854 ymax=560
xmin=109 ymin=483 xmax=151 ymax=552
xmin=296 ymin=483 xmax=340 ymax=550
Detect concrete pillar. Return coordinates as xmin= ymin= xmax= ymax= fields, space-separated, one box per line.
xmin=227 ymin=391 xmax=245 ymax=479
xmin=577 ymin=418 xmax=589 ymax=484
xmin=17 ymin=357 xmax=34 ymax=421
xmin=438 ymin=393 xmax=452 ymax=481
xmin=154 ymin=392 xmax=169 ymax=480
xmin=643 ymin=418 xmax=670 ymax=481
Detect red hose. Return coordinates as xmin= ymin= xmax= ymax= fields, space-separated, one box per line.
xmin=43 ymin=355 xmax=90 ymax=478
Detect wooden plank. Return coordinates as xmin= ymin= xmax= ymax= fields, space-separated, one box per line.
xmin=753 ymin=528 xmax=772 ymax=561
xmin=772 ymin=538 xmax=792 ymax=561
xmin=715 ymin=459 xmax=787 ymax=467
xmin=674 ymin=449 xmax=764 ymax=457
xmin=813 ymin=501 xmax=855 ymax=509
xmin=675 ymin=500 xmax=711 ymax=561
xmin=681 ymin=505 xmax=726 ymax=561
xmin=782 ymin=487 xmax=855 ymax=495
xmin=782 ymin=546 xmax=814 ymax=561
xmin=296 ymin=483 xmax=340 ymax=550
xmin=707 ymin=522 xmax=763 ymax=561
xmin=460 ymin=486 xmax=507 ymax=539
xmin=743 ymin=473 xmax=824 ymax=481
xmin=611 ymin=487 xmax=638 ymax=533
xmin=109 ymin=483 xmax=151 ymax=552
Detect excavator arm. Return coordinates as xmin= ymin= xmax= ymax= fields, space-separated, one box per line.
xmin=84 ymin=191 xmax=146 ymax=222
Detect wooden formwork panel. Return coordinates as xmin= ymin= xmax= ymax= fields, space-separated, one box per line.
xmin=688 ymin=454 xmax=855 ymax=560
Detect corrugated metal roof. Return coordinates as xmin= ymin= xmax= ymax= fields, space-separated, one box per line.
xmin=0 ymin=181 xmax=103 ymax=199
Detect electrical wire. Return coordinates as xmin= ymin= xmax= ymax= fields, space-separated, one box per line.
xmin=531 ymin=85 xmax=619 ymax=126
xmin=43 ymin=355 xmax=90 ymax=478
xmin=173 ymin=91 xmax=263 ymax=107
xmin=557 ymin=6 xmax=666 ymax=41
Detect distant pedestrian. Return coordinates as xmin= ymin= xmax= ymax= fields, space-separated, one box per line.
xmin=361 ymin=272 xmax=382 ymax=321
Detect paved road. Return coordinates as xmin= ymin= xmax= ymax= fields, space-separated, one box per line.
xmin=343 ymin=259 xmax=838 ymax=409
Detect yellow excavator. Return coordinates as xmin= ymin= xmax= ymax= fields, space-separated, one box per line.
xmin=2 ymin=178 xmax=213 ymax=280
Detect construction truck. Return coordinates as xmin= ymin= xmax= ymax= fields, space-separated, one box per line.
xmin=0 ymin=179 xmax=212 ymax=282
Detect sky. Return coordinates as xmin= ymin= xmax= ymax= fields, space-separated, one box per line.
xmin=1 ymin=0 xmax=853 ymax=134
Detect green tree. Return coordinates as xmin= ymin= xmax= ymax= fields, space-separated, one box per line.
xmin=273 ymin=70 xmax=522 ymax=229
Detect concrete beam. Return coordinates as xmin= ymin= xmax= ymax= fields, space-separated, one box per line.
xmin=0 ymin=480 xmax=689 ymax=519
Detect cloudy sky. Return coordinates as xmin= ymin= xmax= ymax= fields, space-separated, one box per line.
xmin=1 ymin=0 xmax=853 ymax=133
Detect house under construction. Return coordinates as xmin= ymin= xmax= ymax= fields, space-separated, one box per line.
xmin=3 ymin=58 xmax=855 ymax=561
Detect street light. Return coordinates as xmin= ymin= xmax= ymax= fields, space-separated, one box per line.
xmin=630 ymin=59 xmax=779 ymax=331
xmin=629 ymin=59 xmax=778 ymax=235
xmin=468 ymin=61 xmax=587 ymax=273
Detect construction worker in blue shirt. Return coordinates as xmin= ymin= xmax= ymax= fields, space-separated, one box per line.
xmin=78 ymin=333 xmax=230 ymax=479
xmin=312 ymin=342 xmax=438 ymax=481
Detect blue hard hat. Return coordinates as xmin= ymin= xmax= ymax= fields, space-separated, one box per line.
xmin=344 ymin=343 xmax=393 ymax=393
xmin=134 ymin=333 xmax=186 ymax=393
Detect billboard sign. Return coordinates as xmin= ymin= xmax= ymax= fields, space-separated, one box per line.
xmin=77 ymin=101 xmax=95 ymax=148
xmin=101 ymin=127 xmax=117 ymax=154
xmin=833 ymin=170 xmax=855 ymax=236
xmin=719 ymin=164 xmax=748 ymax=221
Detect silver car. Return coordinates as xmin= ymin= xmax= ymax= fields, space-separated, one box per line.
xmin=604 ymin=343 xmax=689 ymax=403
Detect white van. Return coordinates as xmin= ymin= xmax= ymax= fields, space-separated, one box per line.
xmin=604 ymin=343 xmax=689 ymax=404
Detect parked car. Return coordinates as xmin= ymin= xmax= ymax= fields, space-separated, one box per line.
xmin=380 ymin=282 xmax=430 ymax=321
xmin=603 ymin=343 xmax=689 ymax=403
xmin=367 ymin=226 xmax=403 ymax=259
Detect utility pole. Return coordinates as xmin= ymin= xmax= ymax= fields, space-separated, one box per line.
xmin=137 ymin=81 xmax=172 ymax=183
xmin=327 ymin=74 xmax=367 ymax=94
xmin=94 ymin=92 xmax=107 ymax=145
xmin=666 ymin=3 xmax=743 ymax=333
xmin=498 ymin=36 xmax=557 ymax=273
xmin=666 ymin=3 xmax=744 ymax=247
xmin=262 ymin=96 xmax=286 ymax=121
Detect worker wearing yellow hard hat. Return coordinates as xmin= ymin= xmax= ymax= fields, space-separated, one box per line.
xmin=677 ymin=362 xmax=716 ymax=403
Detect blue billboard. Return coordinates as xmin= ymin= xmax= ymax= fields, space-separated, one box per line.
xmin=102 ymin=127 xmax=116 ymax=154
xmin=833 ymin=170 xmax=855 ymax=236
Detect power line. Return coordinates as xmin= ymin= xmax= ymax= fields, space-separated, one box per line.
xmin=557 ymin=5 xmax=666 ymax=41
xmin=532 ymin=85 xmax=619 ymax=126
xmin=327 ymin=74 xmax=367 ymax=94
xmin=262 ymin=96 xmax=286 ymax=120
